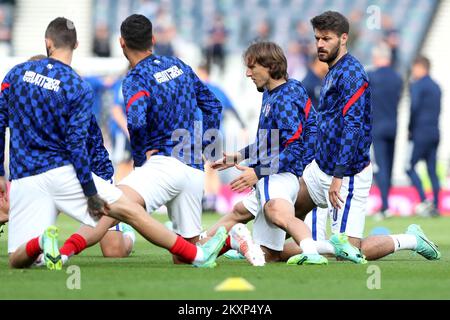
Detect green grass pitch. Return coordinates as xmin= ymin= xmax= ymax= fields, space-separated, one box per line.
xmin=0 ymin=214 xmax=449 ymax=299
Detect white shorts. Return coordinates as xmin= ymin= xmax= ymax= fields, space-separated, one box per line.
xmin=304 ymin=207 xmax=328 ymax=241
xmin=118 ymin=155 xmax=204 ymax=238
xmin=8 ymin=165 xmax=122 ymax=253
xmin=242 ymin=172 xmax=299 ymax=251
xmin=302 ymin=160 xmax=373 ymax=239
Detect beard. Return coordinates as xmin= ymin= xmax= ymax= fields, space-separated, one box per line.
xmin=257 ymin=86 xmax=264 ymax=92
xmin=318 ymin=40 xmax=341 ymax=63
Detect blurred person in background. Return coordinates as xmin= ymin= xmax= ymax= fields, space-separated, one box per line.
xmin=108 ymin=68 xmax=133 ymax=181
xmin=154 ymin=24 xmax=176 ymax=57
xmin=204 ymin=14 xmax=228 ymax=74
xmin=93 ymin=23 xmax=111 ymax=57
xmin=197 ymin=62 xmax=246 ymax=212
xmin=302 ymin=56 xmax=328 ymax=108
xmin=382 ymin=15 xmax=400 ymax=70
xmin=406 ymin=55 xmax=441 ymax=217
xmin=369 ymin=42 xmax=403 ymax=220
xmin=253 ymin=20 xmax=271 ymax=43
xmin=286 ymin=41 xmax=307 ymax=81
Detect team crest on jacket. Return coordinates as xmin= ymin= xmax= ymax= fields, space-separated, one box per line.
xmin=263 ymin=103 xmax=271 ymax=117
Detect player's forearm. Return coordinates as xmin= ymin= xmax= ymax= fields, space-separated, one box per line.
xmin=71 ymin=153 xmax=97 ymax=196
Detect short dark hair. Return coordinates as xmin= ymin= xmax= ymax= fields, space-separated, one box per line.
xmin=414 ymin=55 xmax=431 ymax=71
xmin=28 ymin=54 xmax=47 ymax=61
xmin=45 ymin=17 xmax=77 ymax=49
xmin=310 ymin=11 xmax=350 ymax=36
xmin=244 ymin=41 xmax=288 ymax=80
xmin=120 ymin=14 xmax=153 ymax=51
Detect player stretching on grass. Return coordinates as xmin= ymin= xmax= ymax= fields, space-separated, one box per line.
xmin=288 ymin=11 xmax=440 ymax=262
xmin=210 ymin=41 xmax=335 ymax=265
xmin=218 ymin=11 xmax=440 ymax=263
xmin=0 ymin=17 xmax=226 ymax=270
xmin=32 ymin=14 xmax=229 ymax=267
xmin=113 ymin=14 xmax=227 ymax=263
xmin=207 ymin=41 xmax=363 ymax=265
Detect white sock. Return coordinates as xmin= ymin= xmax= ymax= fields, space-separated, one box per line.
xmin=390 ymin=234 xmax=417 ymax=252
xmin=300 ymin=238 xmax=318 ymax=255
xmin=61 ymin=255 xmax=69 ymax=265
xmin=199 ymin=231 xmax=208 ymax=241
xmin=193 ymin=247 xmax=205 ymax=264
xmin=123 ymin=231 xmax=136 ymax=244
xmin=315 ymin=240 xmax=336 ymax=255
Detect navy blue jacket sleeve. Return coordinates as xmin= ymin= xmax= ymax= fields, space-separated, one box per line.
xmin=333 ymin=77 xmax=370 ymax=178
xmin=67 ymin=85 xmax=97 ymax=196
xmin=190 ymin=68 xmax=222 ymax=158
xmin=122 ymin=74 xmax=149 ymax=167
xmin=0 ymin=73 xmax=11 ymax=177
xmin=87 ymin=115 xmax=114 ymax=181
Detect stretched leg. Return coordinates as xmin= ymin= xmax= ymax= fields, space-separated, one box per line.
xmin=361 ymin=224 xmax=440 ymax=261
xmin=105 ymin=194 xmax=227 ymax=267
xmin=294 ymin=177 xmax=317 ymax=220
xmin=59 ymin=215 xmax=118 ymax=263
xmin=207 ymin=201 xmax=253 ymax=237
xmin=265 ymin=199 xmax=314 ymax=248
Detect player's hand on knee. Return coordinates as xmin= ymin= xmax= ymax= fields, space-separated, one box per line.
xmin=329 ymin=177 xmax=344 ymax=210
xmin=87 ymin=194 xmax=110 ymax=221
xmin=230 ymin=165 xmax=258 ymax=192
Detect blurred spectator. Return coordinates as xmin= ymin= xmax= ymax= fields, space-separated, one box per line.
xmin=302 ymin=57 xmax=328 ymax=109
xmin=83 ymin=74 xmax=115 ymax=124
xmin=368 ymin=43 xmax=403 ymax=220
xmin=197 ymin=63 xmax=246 ymax=212
xmin=253 ymin=20 xmax=271 ymax=42
xmin=108 ymin=73 xmax=133 ymax=181
xmin=93 ymin=23 xmax=111 ymax=57
xmin=347 ymin=10 xmax=363 ymax=54
xmin=286 ymin=41 xmax=307 ymax=81
xmin=0 ymin=5 xmax=12 ymax=56
xmin=406 ymin=56 xmax=441 ymax=217
xmin=294 ymin=21 xmax=314 ymax=61
xmin=153 ymin=7 xmax=176 ymax=56
xmin=382 ymin=15 xmax=400 ymax=70
xmin=154 ymin=24 xmax=176 ymax=56
xmin=204 ymin=14 xmax=228 ymax=73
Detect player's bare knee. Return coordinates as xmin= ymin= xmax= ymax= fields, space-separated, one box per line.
xmin=8 ymin=254 xmax=23 ymax=269
xmin=109 ymin=196 xmax=139 ymax=222
xmin=260 ymin=246 xmax=281 ymax=262
xmin=264 ymin=200 xmax=288 ymax=229
xmin=102 ymin=244 xmax=127 ymax=257
xmin=231 ymin=202 xmax=253 ymax=223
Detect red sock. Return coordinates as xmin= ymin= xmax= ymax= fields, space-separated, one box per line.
xmin=25 ymin=237 xmax=42 ymax=259
xmin=218 ymin=235 xmax=232 ymax=256
xmin=60 ymin=234 xmax=87 ymax=257
xmin=169 ymin=236 xmax=197 ymax=263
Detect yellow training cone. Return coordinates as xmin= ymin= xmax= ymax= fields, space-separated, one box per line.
xmin=214 ymin=277 xmax=255 ymax=291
